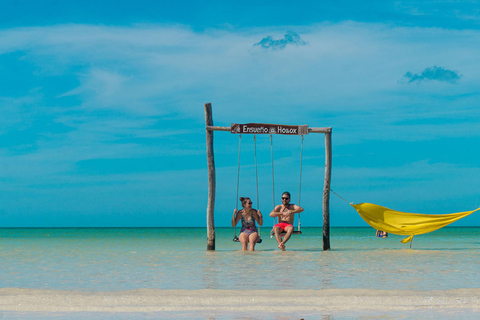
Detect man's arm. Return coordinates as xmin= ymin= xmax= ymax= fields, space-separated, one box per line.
xmin=290 ymin=204 xmax=304 ymax=214
xmin=269 ymin=205 xmax=282 ymax=217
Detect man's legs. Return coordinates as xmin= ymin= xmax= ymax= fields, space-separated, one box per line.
xmin=281 ymin=226 xmax=294 ymax=248
xmin=273 ymin=227 xmax=285 ymax=250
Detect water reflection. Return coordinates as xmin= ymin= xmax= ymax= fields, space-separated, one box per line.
xmin=202 ymin=252 xmax=221 ymax=289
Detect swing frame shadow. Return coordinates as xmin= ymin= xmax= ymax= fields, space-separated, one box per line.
xmin=204 ymin=103 xmax=332 ymax=251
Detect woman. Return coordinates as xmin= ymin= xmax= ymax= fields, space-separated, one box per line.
xmin=232 ymin=197 xmax=263 ymax=251
xmin=376 ymin=230 xmax=388 ymax=238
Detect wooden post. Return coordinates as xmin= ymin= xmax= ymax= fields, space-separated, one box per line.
xmin=323 ymin=130 xmax=332 ymax=250
xmin=204 ymin=103 xmax=215 ymax=250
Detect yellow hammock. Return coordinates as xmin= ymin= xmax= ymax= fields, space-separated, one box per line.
xmin=351 ymin=203 xmax=480 ymax=243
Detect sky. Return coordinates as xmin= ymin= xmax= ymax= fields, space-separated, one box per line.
xmin=1 ymin=0 xmax=479 ymax=227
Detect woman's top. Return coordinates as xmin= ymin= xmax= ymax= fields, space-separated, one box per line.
xmin=240 ymin=210 xmax=258 ymax=235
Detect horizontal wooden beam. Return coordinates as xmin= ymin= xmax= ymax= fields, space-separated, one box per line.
xmin=206 ymin=125 xmax=332 ymax=134
xmin=206 ymin=126 xmax=230 ymax=132
xmin=309 ymin=127 xmax=332 ymax=134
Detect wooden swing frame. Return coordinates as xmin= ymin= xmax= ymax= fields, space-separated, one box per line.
xmin=204 ymin=103 xmax=332 ymax=251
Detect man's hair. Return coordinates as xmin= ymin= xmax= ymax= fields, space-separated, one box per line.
xmin=282 ymin=191 xmax=291 ymax=199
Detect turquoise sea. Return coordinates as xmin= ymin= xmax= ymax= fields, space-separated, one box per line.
xmin=1 ymin=227 xmax=479 ymax=319
xmin=1 ymin=227 xmax=480 ymax=291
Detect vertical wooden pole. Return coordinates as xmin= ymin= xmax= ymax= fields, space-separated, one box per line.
xmin=205 ymin=103 xmax=215 ymax=250
xmin=323 ymin=130 xmax=332 ymax=250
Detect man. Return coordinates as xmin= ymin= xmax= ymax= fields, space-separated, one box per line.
xmin=269 ymin=191 xmax=304 ymax=251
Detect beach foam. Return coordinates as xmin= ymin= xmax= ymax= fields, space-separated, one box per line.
xmin=1 ymin=288 xmax=479 ymax=312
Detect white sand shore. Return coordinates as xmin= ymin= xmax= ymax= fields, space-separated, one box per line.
xmin=0 ymin=288 xmax=479 ymax=313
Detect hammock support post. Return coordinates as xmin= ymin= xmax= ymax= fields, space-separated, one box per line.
xmin=204 ymin=103 xmax=333 ymax=251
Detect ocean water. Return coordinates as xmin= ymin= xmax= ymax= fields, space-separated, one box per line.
xmin=1 ymin=226 xmax=479 ymax=292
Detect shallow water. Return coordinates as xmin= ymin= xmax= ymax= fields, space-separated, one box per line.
xmin=2 ymin=309 xmax=480 ymax=320
xmin=1 ymin=227 xmax=479 ymax=291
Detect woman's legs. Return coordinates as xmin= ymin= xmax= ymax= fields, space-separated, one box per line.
xmin=239 ymin=232 xmax=249 ymax=251
xmin=248 ymin=232 xmax=258 ymax=251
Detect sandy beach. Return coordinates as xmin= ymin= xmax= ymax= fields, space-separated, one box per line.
xmin=1 ymin=288 xmax=479 ymax=313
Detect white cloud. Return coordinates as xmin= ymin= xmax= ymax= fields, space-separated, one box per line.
xmin=2 ymin=23 xmax=479 ymax=118
xmin=0 ymin=22 xmax=479 ymax=153
xmin=1 ymin=22 xmax=479 ymax=143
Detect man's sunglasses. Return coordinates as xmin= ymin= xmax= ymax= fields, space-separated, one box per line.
xmin=282 ymin=197 xmax=290 ymax=200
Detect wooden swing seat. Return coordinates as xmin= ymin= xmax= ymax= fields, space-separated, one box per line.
xmin=280 ymin=230 xmax=302 ymax=236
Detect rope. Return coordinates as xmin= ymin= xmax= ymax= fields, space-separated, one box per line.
xmin=234 ymin=134 xmax=242 ymax=240
xmin=254 ymin=134 xmax=261 ymax=238
xmin=270 ymin=134 xmax=276 ymax=226
xmin=330 ymin=189 xmax=352 ymax=205
xmin=298 ymin=135 xmax=304 ymax=231
xmin=269 ymin=134 xmax=305 ymax=236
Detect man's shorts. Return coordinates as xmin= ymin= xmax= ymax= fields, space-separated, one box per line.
xmin=274 ymin=222 xmax=294 ymax=232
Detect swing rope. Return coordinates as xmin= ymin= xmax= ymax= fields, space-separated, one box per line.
xmin=235 ymin=133 xmax=305 ymax=240
xmin=254 ymin=134 xmax=262 ymax=240
xmin=297 ymin=135 xmax=304 ymax=231
xmin=270 ymin=134 xmax=304 ymax=236
xmin=233 ymin=133 xmax=262 ymax=243
xmin=270 ymin=134 xmax=276 ymax=226
xmin=233 ymin=134 xmax=242 ymax=241
xmin=254 ymin=134 xmax=259 ymax=212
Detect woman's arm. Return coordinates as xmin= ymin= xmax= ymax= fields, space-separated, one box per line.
xmin=255 ymin=210 xmax=263 ymax=226
xmin=231 ymin=209 xmax=241 ymax=227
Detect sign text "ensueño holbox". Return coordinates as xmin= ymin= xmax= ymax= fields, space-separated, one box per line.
xmin=231 ymin=123 xmax=308 ymax=135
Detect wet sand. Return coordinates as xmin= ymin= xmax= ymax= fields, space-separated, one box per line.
xmin=1 ymin=288 xmax=479 ymax=313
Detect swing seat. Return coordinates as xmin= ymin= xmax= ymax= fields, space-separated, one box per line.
xmin=280 ymin=230 xmax=302 ymax=236
xmin=233 ymin=236 xmax=263 ymax=243
xmin=285 ymin=230 xmax=302 ymax=235
xmin=270 ymin=229 xmax=302 ymax=237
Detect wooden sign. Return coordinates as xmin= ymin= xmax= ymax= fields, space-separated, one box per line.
xmin=231 ymin=123 xmax=308 ymax=135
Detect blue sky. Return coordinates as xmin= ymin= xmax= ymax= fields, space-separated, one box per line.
xmin=1 ymin=0 xmax=479 ymax=227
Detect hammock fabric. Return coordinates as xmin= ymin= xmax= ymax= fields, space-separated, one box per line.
xmin=351 ymin=203 xmax=480 ymax=243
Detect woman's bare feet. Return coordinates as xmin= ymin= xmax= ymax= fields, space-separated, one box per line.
xmin=278 ymin=242 xmax=286 ymax=251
